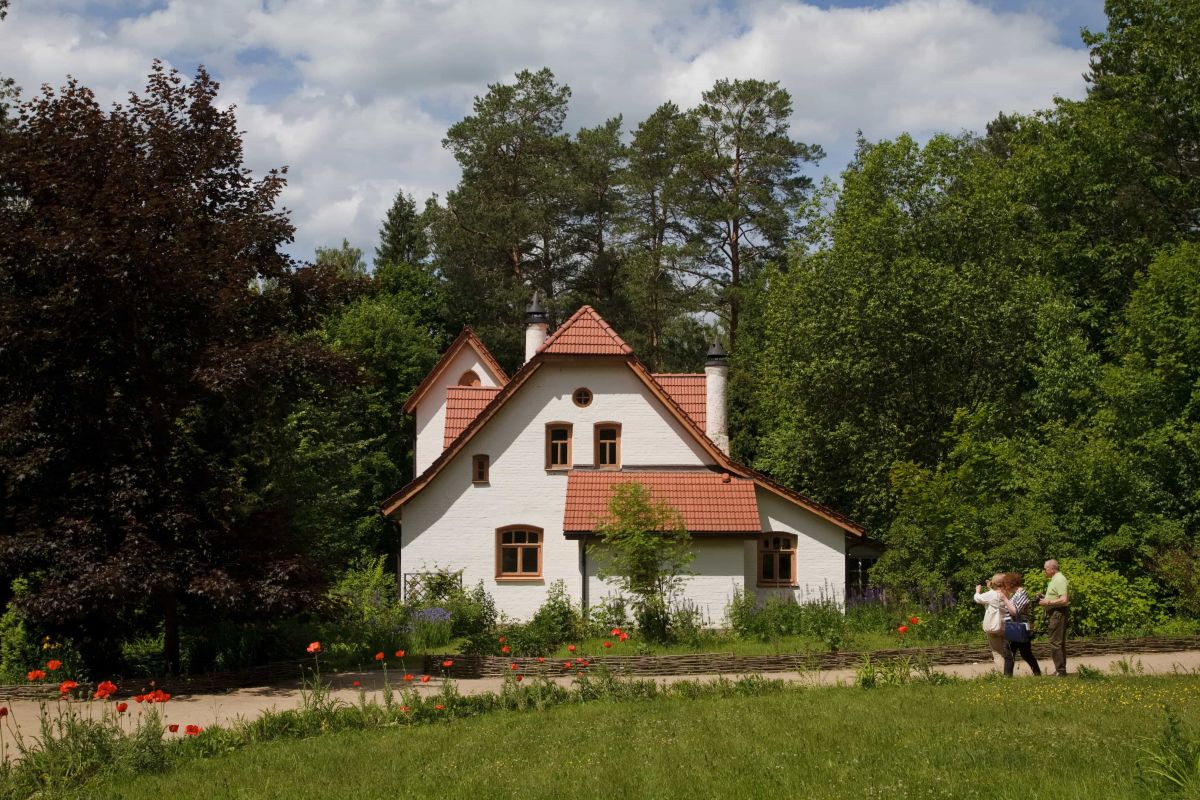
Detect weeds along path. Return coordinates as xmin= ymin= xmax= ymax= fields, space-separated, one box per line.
xmin=2 ymin=650 xmax=1198 ymax=741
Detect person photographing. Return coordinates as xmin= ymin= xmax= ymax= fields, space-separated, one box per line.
xmin=974 ymin=573 xmax=1009 ymax=671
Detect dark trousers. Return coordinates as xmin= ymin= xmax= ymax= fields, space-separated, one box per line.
xmin=1047 ymin=607 xmax=1069 ymax=675
xmin=1004 ymin=638 xmax=1041 ymax=676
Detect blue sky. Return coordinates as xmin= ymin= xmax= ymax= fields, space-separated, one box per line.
xmin=0 ymin=0 xmax=1105 ymax=260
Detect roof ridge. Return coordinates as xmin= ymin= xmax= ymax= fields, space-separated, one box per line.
xmin=539 ymin=305 xmax=632 ymax=356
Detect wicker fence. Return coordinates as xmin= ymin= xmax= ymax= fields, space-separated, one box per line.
xmin=424 ymin=634 xmax=1200 ymax=679
xmin=4 ymin=634 xmax=1197 ymax=701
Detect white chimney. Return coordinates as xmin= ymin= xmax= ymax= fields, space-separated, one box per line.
xmin=705 ymin=341 xmax=729 ymax=455
xmin=524 ymin=293 xmax=549 ymax=363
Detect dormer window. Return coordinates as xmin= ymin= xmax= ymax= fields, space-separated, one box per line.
xmin=546 ymin=423 xmax=572 ymax=470
xmin=594 ymin=423 xmax=621 ymax=469
xmin=472 ymin=454 xmax=489 ymax=484
xmin=458 ymin=370 xmax=481 ymax=386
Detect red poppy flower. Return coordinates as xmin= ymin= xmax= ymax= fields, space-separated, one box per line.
xmin=501 ymin=645 xmax=511 ymax=654
xmin=352 ymin=680 xmax=361 ymax=687
xmin=58 ymin=680 xmax=78 ymax=694
xmin=441 ymin=659 xmax=454 ymax=668
xmin=909 ymin=616 xmax=920 ymax=625
xmin=94 ymin=680 xmax=117 ymax=700
xmin=898 ymin=625 xmax=908 ymax=634
xmin=26 ymin=669 xmax=45 ymax=682
xmin=515 ymin=675 xmax=523 ymax=682
xmin=46 ymin=660 xmax=62 ymax=671
xmin=135 ymin=695 xmax=145 ymax=703
xmin=143 ymin=689 xmax=170 ymax=704
xmin=498 ymin=636 xmax=506 ymax=644
xmin=375 ymin=652 xmax=385 ymax=662
xmin=420 ymin=675 xmax=431 ymax=683
xmin=184 ymin=724 xmax=202 ymax=736
xmin=567 ymin=644 xmax=576 ymax=652
xmin=0 ymin=707 xmax=7 ymax=718
xmin=618 ymin=632 xmax=629 ymax=642
xmin=403 ymin=673 xmax=414 ymax=682
xmin=510 ymin=663 xmax=518 ymax=670
xmin=563 ymin=661 xmax=572 ymax=669
xmin=116 ymin=702 xmax=128 ymax=713
xmin=435 ymin=704 xmax=445 ymax=711
xmin=168 ymin=724 xmax=179 ymax=733
xmin=603 ymin=641 xmax=612 ymax=648
xmin=537 ymin=657 xmax=545 ymax=663
xmin=395 ymin=650 xmax=405 ymax=659
xmin=611 ymin=628 xmax=621 ymax=636
xmin=400 ymin=705 xmax=410 ymax=713
xmin=306 ymin=642 xmax=321 ymax=654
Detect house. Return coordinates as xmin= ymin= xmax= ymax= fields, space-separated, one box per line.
xmin=382 ymin=299 xmax=873 ymax=624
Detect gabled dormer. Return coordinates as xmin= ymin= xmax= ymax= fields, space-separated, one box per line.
xmin=404 ymin=327 xmax=508 ymax=474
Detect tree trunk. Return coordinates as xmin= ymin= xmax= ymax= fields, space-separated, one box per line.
xmin=162 ymin=591 xmax=181 ymax=675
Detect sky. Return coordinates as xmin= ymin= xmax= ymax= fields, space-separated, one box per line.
xmin=0 ymin=0 xmax=1107 ymax=262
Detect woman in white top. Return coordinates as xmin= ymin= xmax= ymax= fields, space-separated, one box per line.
xmin=974 ymin=573 xmax=1008 ymax=670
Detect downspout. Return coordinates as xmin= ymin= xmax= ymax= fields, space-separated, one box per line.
xmin=580 ymin=539 xmax=589 ymax=614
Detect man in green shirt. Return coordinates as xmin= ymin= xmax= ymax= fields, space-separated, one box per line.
xmin=1039 ymin=559 xmax=1070 ymax=676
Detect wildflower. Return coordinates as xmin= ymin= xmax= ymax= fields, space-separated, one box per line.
xmin=168 ymin=724 xmax=179 ymax=733
xmin=435 ymin=704 xmax=445 ymax=711
xmin=403 ymin=673 xmax=414 ymax=682
xmin=537 ymin=657 xmax=545 ymax=663
xmin=611 ymin=628 xmax=621 ymax=636
xmin=618 ymin=632 xmax=629 ymax=642
xmin=306 ymin=642 xmax=321 ymax=654
xmin=420 ymin=675 xmax=431 ymax=683
xmin=441 ymin=659 xmax=454 ymax=668
xmin=515 ymin=675 xmax=523 ymax=682
xmin=135 ymin=694 xmax=145 ymax=703
xmin=144 ymin=689 xmax=170 ymax=704
xmin=184 ymin=724 xmax=202 ymax=736
xmin=579 ymin=660 xmax=588 ymax=667
xmin=898 ymin=625 xmax=908 ymax=634
xmin=603 ymin=641 xmax=612 ymax=648
xmin=58 ymin=680 xmax=79 ymax=695
xmin=400 ymin=706 xmax=410 ymax=713
xmin=26 ymin=669 xmax=45 ymax=682
xmin=909 ymin=616 xmax=920 ymax=625
xmin=0 ymin=707 xmax=7 ymax=718
xmin=510 ymin=663 xmax=518 ymax=671
xmin=94 ymin=680 xmax=118 ymax=700
xmin=498 ymin=636 xmax=506 ymax=644
xmin=567 ymin=645 xmax=576 ymax=653
xmin=395 ymin=650 xmax=405 ymax=659
xmin=564 ymin=661 xmax=572 ymax=669
xmin=47 ymin=659 xmax=63 ymax=671
xmin=116 ymin=702 xmax=128 ymax=713
xmin=352 ymin=680 xmax=361 ymax=687
xmin=501 ymin=645 xmax=511 ymax=654
xmin=375 ymin=652 xmax=385 ymax=662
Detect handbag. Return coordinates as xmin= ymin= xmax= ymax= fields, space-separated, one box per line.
xmin=1003 ymin=620 xmax=1031 ymax=643
xmin=982 ymin=603 xmax=1003 ymax=634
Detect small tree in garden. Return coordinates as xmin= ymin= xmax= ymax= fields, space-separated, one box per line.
xmin=591 ymin=482 xmax=693 ymax=642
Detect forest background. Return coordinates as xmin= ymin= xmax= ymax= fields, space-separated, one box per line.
xmin=1 ymin=0 xmax=1198 ymax=675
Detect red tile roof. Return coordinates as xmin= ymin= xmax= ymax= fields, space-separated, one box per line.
xmin=540 ymin=306 xmax=633 ymax=356
xmin=403 ymin=328 xmax=508 ymax=414
xmin=563 ymin=471 xmax=760 ymax=533
xmin=444 ymin=386 xmax=502 ymax=447
xmin=653 ymin=374 xmax=706 ymax=432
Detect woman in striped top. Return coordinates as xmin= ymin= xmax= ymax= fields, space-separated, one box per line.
xmin=1000 ymin=572 xmax=1042 ymax=677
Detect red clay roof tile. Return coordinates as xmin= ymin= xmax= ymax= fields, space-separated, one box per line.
xmin=652 ymin=374 xmax=706 ymax=432
xmin=540 ymin=306 xmax=633 ymax=356
xmin=444 ymin=386 xmax=502 ymax=448
xmin=563 ymin=470 xmax=760 ymax=533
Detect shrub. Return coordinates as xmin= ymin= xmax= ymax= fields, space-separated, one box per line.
xmin=527 ymin=581 xmax=582 ymax=645
xmin=326 ymin=556 xmax=407 ymax=652
xmin=585 ymin=595 xmax=631 ymax=637
xmin=1025 ymin=557 xmax=1160 ymax=636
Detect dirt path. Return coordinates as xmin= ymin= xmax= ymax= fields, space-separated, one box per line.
xmin=2 ymin=650 xmax=1198 ymax=742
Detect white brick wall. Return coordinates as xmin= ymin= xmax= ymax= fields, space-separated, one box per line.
xmin=412 ymin=347 xmax=504 ymax=475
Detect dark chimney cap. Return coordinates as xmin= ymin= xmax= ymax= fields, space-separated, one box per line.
xmin=525 ymin=292 xmax=549 ymax=325
xmin=705 ymin=340 xmax=728 ymax=365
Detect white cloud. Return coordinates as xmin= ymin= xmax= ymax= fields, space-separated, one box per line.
xmin=0 ymin=0 xmax=1092 ymax=260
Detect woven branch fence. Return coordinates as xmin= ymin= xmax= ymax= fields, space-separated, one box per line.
xmin=3 ymin=635 xmax=1198 ymax=701
xmin=424 ymin=634 xmax=1200 ymax=679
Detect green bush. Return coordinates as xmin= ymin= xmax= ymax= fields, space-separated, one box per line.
xmin=726 ymin=592 xmax=846 ymax=650
xmin=585 ymin=595 xmax=631 ymax=636
xmin=1025 ymin=557 xmax=1161 ymax=636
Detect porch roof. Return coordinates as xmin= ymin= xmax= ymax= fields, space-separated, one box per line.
xmin=563 ymin=470 xmax=761 ymax=533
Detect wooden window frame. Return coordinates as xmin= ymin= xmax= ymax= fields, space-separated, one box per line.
xmin=572 ymin=387 xmax=593 ymax=407
xmin=472 ymin=454 xmax=490 ymax=484
xmin=495 ymin=525 xmax=544 ymax=580
xmin=545 ymin=422 xmax=573 ymax=470
xmin=593 ymin=422 xmax=621 ymax=470
xmin=458 ymin=369 xmax=481 ymax=386
xmin=757 ymin=533 xmax=798 ymax=587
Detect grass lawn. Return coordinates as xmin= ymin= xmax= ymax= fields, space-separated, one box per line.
xmin=84 ymin=674 xmax=1200 ymax=800
xmin=547 ymin=631 xmax=977 ymax=657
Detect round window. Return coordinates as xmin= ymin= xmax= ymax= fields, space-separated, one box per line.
xmin=572 ymin=387 xmax=593 ymax=407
